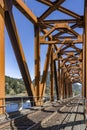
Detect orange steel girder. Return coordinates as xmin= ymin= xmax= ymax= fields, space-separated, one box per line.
xmin=84 ymin=0 xmax=87 ymax=114
xmin=0 ymin=1 xmax=5 ymax=114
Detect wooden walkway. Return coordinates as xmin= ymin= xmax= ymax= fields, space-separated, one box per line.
xmin=38 ymin=97 xmax=86 ymax=130
xmin=0 ymin=96 xmax=86 ymax=130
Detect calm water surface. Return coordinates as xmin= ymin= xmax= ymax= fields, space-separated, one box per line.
xmin=6 ymin=100 xmax=31 ymax=113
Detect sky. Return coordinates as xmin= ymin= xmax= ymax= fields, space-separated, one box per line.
xmin=5 ymin=0 xmax=84 ymax=80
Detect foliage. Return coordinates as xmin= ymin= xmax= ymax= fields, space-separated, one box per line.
xmin=5 ymin=76 xmax=26 ymax=95
xmin=5 ymin=74 xmax=81 ymax=96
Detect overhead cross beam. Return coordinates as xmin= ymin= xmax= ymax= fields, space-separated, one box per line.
xmin=13 ymin=0 xmax=38 ymax=24
xmin=37 ymin=0 xmax=81 ymax=19
xmin=38 ymin=0 xmax=65 ymax=21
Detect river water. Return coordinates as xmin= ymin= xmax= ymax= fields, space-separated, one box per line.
xmin=6 ymin=100 xmax=31 ymax=113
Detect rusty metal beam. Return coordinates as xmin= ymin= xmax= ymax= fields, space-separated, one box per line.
xmin=42 ymin=23 xmax=78 ymax=38
xmin=44 ymin=26 xmax=56 ymax=37
xmin=54 ymin=60 xmax=59 ymax=100
xmin=40 ymin=38 xmax=82 ymax=44
xmin=53 ymin=23 xmax=80 ymax=38
xmin=65 ymin=78 xmax=69 ymax=98
xmin=63 ymin=77 xmax=65 ymax=99
xmin=34 ymin=25 xmax=40 ymax=102
xmin=67 ymin=27 xmax=79 ymax=37
xmin=64 ymin=81 xmax=67 ymax=98
xmin=84 ymin=0 xmax=87 ymax=113
xmin=37 ymin=0 xmax=81 ymax=19
xmin=13 ymin=0 xmax=38 ymax=24
xmin=50 ymin=47 xmax=54 ymax=101
xmin=58 ymin=6 xmax=81 ymax=19
xmin=82 ymin=34 xmax=85 ymax=98
xmin=43 ymin=19 xmax=78 ymax=24
xmin=37 ymin=0 xmax=53 ymax=7
xmin=57 ymin=36 xmax=78 ymax=39
xmin=58 ymin=59 xmax=61 ymax=99
xmin=39 ymin=0 xmax=65 ymax=21
xmin=40 ymin=40 xmax=60 ymax=44
xmin=39 ymin=6 xmax=55 ymax=21
xmin=61 ymin=69 xmax=64 ymax=99
xmin=0 ymin=1 xmax=5 ymax=114
xmin=4 ymin=1 xmax=35 ymax=106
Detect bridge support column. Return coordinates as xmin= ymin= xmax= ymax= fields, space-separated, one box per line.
xmin=58 ymin=60 xmax=61 ymax=99
xmin=34 ymin=24 xmax=41 ymax=105
xmin=61 ymin=69 xmax=64 ymax=99
xmin=82 ymin=43 xmax=85 ymax=98
xmin=68 ymin=83 xmax=70 ymax=97
xmin=0 ymin=2 xmax=5 ymax=114
xmin=66 ymin=79 xmax=69 ymax=98
xmin=68 ymin=82 xmax=71 ymax=97
xmin=63 ymin=72 xmax=66 ymax=98
xmin=50 ymin=47 xmax=54 ymax=102
xmin=65 ymin=83 xmax=67 ymax=98
xmin=64 ymin=75 xmax=67 ymax=98
xmin=54 ymin=60 xmax=59 ymax=100
xmin=84 ymin=0 xmax=87 ymax=114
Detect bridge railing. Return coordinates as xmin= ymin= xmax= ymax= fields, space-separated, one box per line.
xmin=0 ymin=98 xmax=5 ymax=114
xmin=0 ymin=95 xmax=74 ymax=113
xmin=0 ymin=96 xmax=51 ymax=113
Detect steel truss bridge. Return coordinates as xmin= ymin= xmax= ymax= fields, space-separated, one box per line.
xmin=0 ymin=0 xmax=87 ymax=115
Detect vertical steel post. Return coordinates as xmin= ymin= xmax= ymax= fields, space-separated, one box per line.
xmin=82 ymin=41 xmax=85 ymax=97
xmin=50 ymin=47 xmax=54 ymax=101
xmin=61 ymin=69 xmax=63 ymax=99
xmin=54 ymin=60 xmax=59 ymax=100
xmin=65 ymin=84 xmax=67 ymax=98
xmin=58 ymin=60 xmax=61 ymax=99
xmin=66 ymin=78 xmax=69 ymax=98
xmin=70 ymin=84 xmax=72 ymax=97
xmin=68 ymin=82 xmax=71 ymax=97
xmin=69 ymin=82 xmax=71 ymax=97
xmin=63 ymin=73 xmax=65 ymax=99
xmin=34 ymin=24 xmax=40 ymax=103
xmin=84 ymin=0 xmax=87 ymax=114
xmin=0 ymin=2 xmax=5 ymax=114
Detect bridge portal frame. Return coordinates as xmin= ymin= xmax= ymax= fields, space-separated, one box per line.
xmin=0 ymin=0 xmax=84 ymax=114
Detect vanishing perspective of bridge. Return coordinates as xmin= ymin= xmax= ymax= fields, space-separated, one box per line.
xmin=0 ymin=0 xmax=87 ymax=129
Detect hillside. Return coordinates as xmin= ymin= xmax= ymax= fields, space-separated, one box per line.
xmin=5 ymin=73 xmax=52 ymax=96
xmin=5 ymin=75 xmax=82 ymax=96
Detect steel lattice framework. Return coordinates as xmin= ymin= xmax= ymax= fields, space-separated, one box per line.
xmin=0 ymin=0 xmax=86 ymax=114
